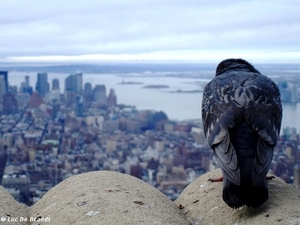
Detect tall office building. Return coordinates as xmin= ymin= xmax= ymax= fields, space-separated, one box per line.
xmin=108 ymin=88 xmax=117 ymax=106
xmin=52 ymin=100 xmax=61 ymax=119
xmin=65 ymin=72 xmax=82 ymax=93
xmin=2 ymin=93 xmax=18 ymax=115
xmin=0 ymin=72 xmax=8 ymax=108
xmin=21 ymin=75 xmax=33 ymax=94
xmin=93 ymin=85 xmax=107 ymax=106
xmin=0 ymin=71 xmax=8 ymax=93
xmin=0 ymin=144 xmax=7 ymax=185
xmin=76 ymin=95 xmax=84 ymax=117
xmin=64 ymin=73 xmax=83 ymax=106
xmin=65 ymin=75 xmax=74 ymax=92
xmin=291 ymin=84 xmax=298 ymax=103
xmin=52 ymin=78 xmax=60 ymax=91
xmin=36 ymin=73 xmax=50 ymax=97
xmin=65 ymin=76 xmax=76 ymax=106
xmin=0 ymin=76 xmax=6 ymax=105
xmin=74 ymin=72 xmax=83 ymax=94
xmin=83 ymin=82 xmax=93 ymax=107
xmin=25 ymin=75 xmax=29 ymax=87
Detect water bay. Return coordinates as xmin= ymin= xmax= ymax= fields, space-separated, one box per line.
xmin=8 ymin=71 xmax=299 ymax=131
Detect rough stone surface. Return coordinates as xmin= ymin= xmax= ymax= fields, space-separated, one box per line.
xmin=0 ymin=186 xmax=28 ymax=225
xmin=175 ymin=169 xmax=300 ymax=225
xmin=1 ymin=169 xmax=299 ymax=225
xmin=30 ymin=171 xmax=189 ymax=225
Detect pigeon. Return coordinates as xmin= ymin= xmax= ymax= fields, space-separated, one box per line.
xmin=201 ymin=58 xmax=282 ymax=208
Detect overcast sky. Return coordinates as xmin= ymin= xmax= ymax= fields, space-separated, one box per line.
xmin=1 ymin=0 xmax=299 ymax=64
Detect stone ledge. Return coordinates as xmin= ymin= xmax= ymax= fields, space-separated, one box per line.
xmin=0 ymin=186 xmax=28 ymax=225
xmin=0 ymin=169 xmax=299 ymax=225
xmin=30 ymin=171 xmax=189 ymax=225
xmin=175 ymin=169 xmax=300 ymax=225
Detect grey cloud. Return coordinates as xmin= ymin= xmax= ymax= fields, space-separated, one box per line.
xmin=0 ymin=0 xmax=299 ymax=62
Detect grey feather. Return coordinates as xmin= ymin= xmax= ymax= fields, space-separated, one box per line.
xmin=202 ymin=58 xmax=282 ymax=208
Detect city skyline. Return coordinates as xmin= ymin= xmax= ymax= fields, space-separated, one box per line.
xmin=0 ymin=66 xmax=300 ymax=207
xmin=3 ymin=69 xmax=300 ymax=131
xmin=0 ymin=1 xmax=299 ymax=64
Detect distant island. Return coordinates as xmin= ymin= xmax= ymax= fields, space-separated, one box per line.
xmin=143 ymin=84 xmax=170 ymax=89
xmin=170 ymin=89 xmax=202 ymax=93
xmin=118 ymin=80 xmax=144 ymax=85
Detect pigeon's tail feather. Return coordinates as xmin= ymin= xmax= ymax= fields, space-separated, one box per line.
xmin=222 ymin=179 xmax=243 ymax=208
xmin=223 ymin=178 xmax=268 ymax=208
xmin=223 ymin=157 xmax=269 ymax=209
xmin=241 ymin=157 xmax=268 ymax=208
xmin=222 ymin=122 xmax=269 ymax=208
xmin=243 ymin=179 xmax=268 ymax=208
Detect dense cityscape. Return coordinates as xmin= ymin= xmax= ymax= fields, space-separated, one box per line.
xmin=0 ymin=68 xmax=299 ymax=206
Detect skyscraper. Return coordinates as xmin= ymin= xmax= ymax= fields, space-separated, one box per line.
xmin=52 ymin=100 xmax=61 ymax=119
xmin=36 ymin=73 xmax=50 ymax=97
xmin=64 ymin=73 xmax=83 ymax=106
xmin=25 ymin=75 xmax=30 ymax=87
xmin=93 ymin=85 xmax=107 ymax=106
xmin=65 ymin=73 xmax=82 ymax=93
xmin=65 ymin=75 xmax=76 ymax=106
xmin=0 ymin=71 xmax=8 ymax=93
xmin=74 ymin=72 xmax=83 ymax=94
xmin=0 ymin=76 xmax=6 ymax=105
xmin=83 ymin=82 xmax=93 ymax=107
xmin=108 ymin=88 xmax=117 ymax=106
xmin=76 ymin=95 xmax=84 ymax=117
xmin=2 ymin=93 xmax=18 ymax=115
xmin=22 ymin=75 xmax=33 ymax=94
xmin=52 ymin=78 xmax=60 ymax=91
xmin=0 ymin=144 xmax=7 ymax=185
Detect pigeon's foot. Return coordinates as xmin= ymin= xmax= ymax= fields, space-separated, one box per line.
xmin=208 ymin=176 xmax=223 ymax=182
xmin=266 ymin=175 xmax=275 ymax=180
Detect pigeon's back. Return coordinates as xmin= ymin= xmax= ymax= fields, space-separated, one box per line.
xmin=202 ymin=59 xmax=282 ymax=208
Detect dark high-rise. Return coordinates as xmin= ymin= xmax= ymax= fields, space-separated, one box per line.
xmin=0 ymin=71 xmax=8 ymax=93
xmin=74 ymin=72 xmax=83 ymax=94
xmin=76 ymin=95 xmax=84 ymax=117
xmin=22 ymin=75 xmax=33 ymax=94
xmin=52 ymin=100 xmax=61 ymax=119
xmin=52 ymin=78 xmax=60 ymax=91
xmin=83 ymin=82 xmax=93 ymax=107
xmin=108 ymin=88 xmax=117 ymax=106
xmin=0 ymin=144 xmax=7 ymax=185
xmin=36 ymin=72 xmax=50 ymax=97
xmin=2 ymin=93 xmax=18 ymax=115
xmin=65 ymin=72 xmax=82 ymax=94
xmin=64 ymin=73 xmax=83 ymax=106
xmin=93 ymin=85 xmax=107 ymax=106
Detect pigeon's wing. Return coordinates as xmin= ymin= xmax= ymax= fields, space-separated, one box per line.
xmin=202 ymin=74 xmax=243 ymax=185
xmin=244 ymin=75 xmax=282 ymax=186
xmin=202 ymin=73 xmax=282 ymax=186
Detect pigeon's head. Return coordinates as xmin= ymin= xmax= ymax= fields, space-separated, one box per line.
xmin=216 ymin=58 xmax=260 ymax=76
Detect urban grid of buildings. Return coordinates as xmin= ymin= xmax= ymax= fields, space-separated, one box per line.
xmin=0 ymin=70 xmax=299 ymax=206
